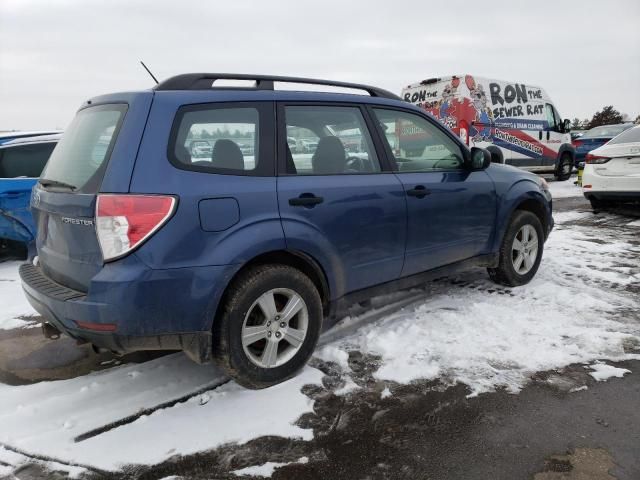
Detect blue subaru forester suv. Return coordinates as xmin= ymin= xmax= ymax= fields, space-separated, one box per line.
xmin=20 ymin=74 xmax=553 ymax=388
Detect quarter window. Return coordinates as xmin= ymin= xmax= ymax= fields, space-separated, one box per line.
xmin=171 ymin=106 xmax=260 ymax=174
xmin=283 ymin=105 xmax=380 ymax=175
xmin=372 ymin=109 xmax=464 ymax=172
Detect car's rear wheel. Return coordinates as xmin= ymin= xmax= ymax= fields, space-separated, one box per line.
xmin=554 ymin=153 xmax=573 ymax=181
xmin=213 ymin=264 xmax=322 ymax=389
xmin=488 ymin=210 xmax=544 ymax=287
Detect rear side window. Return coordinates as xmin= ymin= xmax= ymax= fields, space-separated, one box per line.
xmin=0 ymin=142 xmax=55 ymax=178
xmin=283 ymin=105 xmax=380 ymax=175
xmin=169 ymin=104 xmax=271 ymax=175
xmin=41 ymin=104 xmax=127 ymax=192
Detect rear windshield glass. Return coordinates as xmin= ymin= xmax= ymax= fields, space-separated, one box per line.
xmin=607 ymin=126 xmax=640 ymax=145
xmin=40 ymin=104 xmax=127 ymax=192
xmin=581 ymin=124 xmax=631 ymax=139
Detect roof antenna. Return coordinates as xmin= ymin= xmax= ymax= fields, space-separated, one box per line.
xmin=140 ymin=61 xmax=159 ymax=84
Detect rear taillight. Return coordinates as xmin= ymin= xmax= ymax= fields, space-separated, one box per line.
xmin=585 ymin=153 xmax=610 ymax=164
xmin=96 ymin=194 xmax=176 ymax=262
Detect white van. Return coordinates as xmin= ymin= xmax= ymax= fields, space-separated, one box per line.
xmin=401 ymin=75 xmax=575 ymax=180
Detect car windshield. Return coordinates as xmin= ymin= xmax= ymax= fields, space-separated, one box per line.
xmin=40 ymin=104 xmax=127 ymax=192
xmin=607 ymin=126 xmax=640 ymax=145
xmin=581 ymin=124 xmax=631 ymax=139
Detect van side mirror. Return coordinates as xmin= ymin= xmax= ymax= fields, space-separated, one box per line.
xmin=563 ymin=119 xmax=571 ymax=133
xmin=468 ymin=147 xmax=491 ymax=170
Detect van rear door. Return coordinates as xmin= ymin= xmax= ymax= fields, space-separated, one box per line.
xmin=33 ymin=95 xmax=151 ymax=292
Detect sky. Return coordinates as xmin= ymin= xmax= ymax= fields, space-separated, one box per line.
xmin=1 ymin=0 xmax=639 ymax=130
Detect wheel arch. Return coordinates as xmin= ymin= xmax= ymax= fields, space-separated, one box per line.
xmin=212 ymin=249 xmax=332 ymax=332
xmin=493 ymin=183 xmax=552 ymax=252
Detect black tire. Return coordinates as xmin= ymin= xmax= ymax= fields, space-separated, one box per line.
xmin=488 ymin=210 xmax=544 ymax=287
xmin=486 ymin=146 xmax=504 ymax=164
xmin=588 ymin=197 xmax=613 ymax=211
xmin=554 ymin=153 xmax=573 ymax=181
xmin=213 ymin=264 xmax=322 ymax=389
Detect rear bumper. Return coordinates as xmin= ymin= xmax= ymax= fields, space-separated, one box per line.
xmin=19 ymin=257 xmax=237 ymax=363
xmin=583 ymin=191 xmax=640 ymax=202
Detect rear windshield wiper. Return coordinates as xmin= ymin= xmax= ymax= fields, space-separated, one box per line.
xmin=39 ymin=178 xmax=77 ymax=191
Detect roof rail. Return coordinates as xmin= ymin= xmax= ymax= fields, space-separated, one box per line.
xmin=153 ymin=73 xmax=401 ymax=100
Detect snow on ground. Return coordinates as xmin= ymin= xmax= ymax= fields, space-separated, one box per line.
xmin=232 ymin=457 xmax=309 ymax=478
xmin=0 ymin=261 xmax=38 ymax=330
xmin=0 ymin=353 xmax=322 ymax=470
xmin=547 ymin=176 xmax=583 ymax=198
xmin=321 ymin=210 xmax=640 ymax=396
xmin=587 ymin=362 xmax=631 ymax=381
xmin=0 ymin=209 xmax=638 ymax=471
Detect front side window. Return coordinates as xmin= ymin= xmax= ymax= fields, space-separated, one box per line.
xmin=0 ymin=142 xmax=56 ymax=178
xmin=283 ymin=105 xmax=380 ymax=175
xmin=171 ymin=106 xmax=259 ymax=174
xmin=545 ymin=104 xmax=557 ymax=130
xmin=41 ymin=104 xmax=127 ymax=192
xmin=372 ymin=108 xmax=464 ymax=172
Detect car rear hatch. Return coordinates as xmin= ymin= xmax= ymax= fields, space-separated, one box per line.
xmin=33 ymin=93 xmax=153 ymax=292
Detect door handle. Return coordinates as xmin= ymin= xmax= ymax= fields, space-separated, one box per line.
xmin=406 ymin=185 xmax=431 ymax=198
xmin=546 ymin=131 xmax=550 ymax=141
xmin=538 ymin=131 xmax=543 ymax=140
xmin=289 ymin=193 xmax=324 ymax=207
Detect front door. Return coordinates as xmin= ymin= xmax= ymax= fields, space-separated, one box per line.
xmin=277 ymin=104 xmax=407 ymax=297
xmin=370 ymin=107 xmax=497 ymax=277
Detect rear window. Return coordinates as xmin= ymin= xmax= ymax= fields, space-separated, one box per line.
xmin=581 ymin=124 xmax=631 ymax=139
xmin=40 ymin=104 xmax=127 ymax=192
xmin=607 ymin=126 xmax=640 ymax=145
xmin=0 ymin=142 xmax=56 ymax=178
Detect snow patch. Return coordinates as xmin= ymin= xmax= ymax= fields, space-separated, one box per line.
xmin=0 ymin=352 xmax=323 ymax=471
xmin=0 ymin=261 xmax=38 ymax=330
xmin=548 ymin=177 xmax=582 ymax=198
xmin=587 ymin=363 xmax=631 ymax=381
xmin=232 ymin=456 xmax=309 ymax=478
xmin=323 ymin=216 xmax=640 ymax=396
xmin=380 ymin=387 xmax=392 ymax=399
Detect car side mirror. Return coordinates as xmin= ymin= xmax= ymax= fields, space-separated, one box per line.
xmin=563 ymin=119 xmax=571 ymax=133
xmin=468 ymin=147 xmax=491 ymax=170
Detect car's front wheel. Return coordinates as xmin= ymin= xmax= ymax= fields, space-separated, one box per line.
xmin=488 ymin=210 xmax=544 ymax=287
xmin=213 ymin=264 xmax=322 ymax=389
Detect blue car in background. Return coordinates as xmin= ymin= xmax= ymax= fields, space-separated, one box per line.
xmin=0 ymin=134 xmax=60 ymax=258
xmin=573 ymin=123 xmax=634 ymax=166
xmin=0 ymin=130 xmax=61 ymax=145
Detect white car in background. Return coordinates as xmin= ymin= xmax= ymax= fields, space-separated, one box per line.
xmin=582 ymin=125 xmax=640 ymax=210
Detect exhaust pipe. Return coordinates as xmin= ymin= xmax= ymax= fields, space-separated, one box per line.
xmin=42 ymin=322 xmax=61 ymax=340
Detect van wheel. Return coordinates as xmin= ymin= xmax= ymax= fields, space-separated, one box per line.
xmin=213 ymin=264 xmax=322 ymax=389
xmin=486 ymin=146 xmax=504 ymax=164
xmin=488 ymin=210 xmax=544 ymax=287
xmin=554 ymin=154 xmax=573 ymax=181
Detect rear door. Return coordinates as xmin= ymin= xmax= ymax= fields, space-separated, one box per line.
xmin=276 ymin=103 xmax=407 ymax=296
xmin=33 ymin=97 xmax=150 ymax=291
xmin=370 ymin=107 xmax=496 ymax=277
